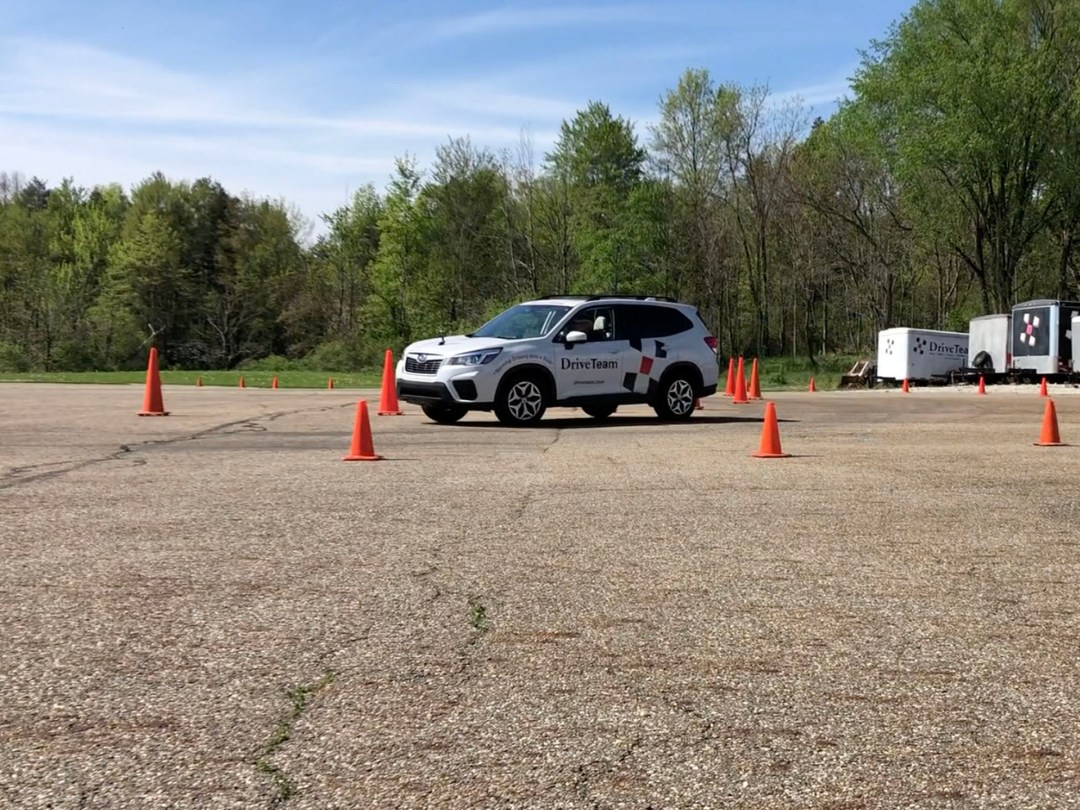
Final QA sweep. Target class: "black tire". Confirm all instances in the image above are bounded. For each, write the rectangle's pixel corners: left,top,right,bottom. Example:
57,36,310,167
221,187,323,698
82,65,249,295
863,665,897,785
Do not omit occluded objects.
653,371,697,421
494,373,549,426
582,404,618,419
971,350,993,371
422,404,468,424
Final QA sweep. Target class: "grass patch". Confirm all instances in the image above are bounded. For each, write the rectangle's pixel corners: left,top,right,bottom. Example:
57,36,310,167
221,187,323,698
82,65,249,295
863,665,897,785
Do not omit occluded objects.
255,670,336,806
1,353,869,393
469,595,491,633
722,354,865,392
0,370,383,388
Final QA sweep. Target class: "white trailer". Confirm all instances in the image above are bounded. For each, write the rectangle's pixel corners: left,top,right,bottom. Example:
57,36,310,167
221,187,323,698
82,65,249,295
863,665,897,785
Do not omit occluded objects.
1011,299,1080,376
968,314,1011,373
876,328,969,382
1074,314,1080,372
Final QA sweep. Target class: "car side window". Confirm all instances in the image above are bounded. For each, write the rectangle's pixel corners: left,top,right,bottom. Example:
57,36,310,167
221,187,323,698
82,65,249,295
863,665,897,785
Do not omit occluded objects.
614,304,691,340
562,307,614,342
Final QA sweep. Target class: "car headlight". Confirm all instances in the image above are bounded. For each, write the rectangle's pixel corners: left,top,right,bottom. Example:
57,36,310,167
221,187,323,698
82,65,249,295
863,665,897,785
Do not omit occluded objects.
447,348,502,366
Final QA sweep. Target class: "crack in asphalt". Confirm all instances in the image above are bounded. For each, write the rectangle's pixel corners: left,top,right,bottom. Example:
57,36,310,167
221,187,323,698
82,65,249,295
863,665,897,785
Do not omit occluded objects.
541,428,563,454
253,669,338,808
0,403,352,492
511,491,533,521
572,735,646,808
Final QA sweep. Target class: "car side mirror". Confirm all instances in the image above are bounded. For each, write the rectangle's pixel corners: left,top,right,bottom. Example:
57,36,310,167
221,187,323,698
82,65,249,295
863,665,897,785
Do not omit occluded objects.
565,330,588,345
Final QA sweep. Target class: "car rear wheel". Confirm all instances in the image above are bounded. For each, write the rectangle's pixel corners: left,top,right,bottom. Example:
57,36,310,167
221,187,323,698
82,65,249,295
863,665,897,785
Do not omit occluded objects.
653,372,696,420
422,404,468,424
494,374,548,426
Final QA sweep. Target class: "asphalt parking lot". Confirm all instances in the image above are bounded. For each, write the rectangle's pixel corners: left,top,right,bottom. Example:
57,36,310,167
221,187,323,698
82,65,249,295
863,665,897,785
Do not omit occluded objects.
2,382,1079,809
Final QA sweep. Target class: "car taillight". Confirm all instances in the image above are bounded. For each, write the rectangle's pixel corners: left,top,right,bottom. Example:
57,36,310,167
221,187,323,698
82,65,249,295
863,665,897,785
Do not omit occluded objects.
704,336,718,353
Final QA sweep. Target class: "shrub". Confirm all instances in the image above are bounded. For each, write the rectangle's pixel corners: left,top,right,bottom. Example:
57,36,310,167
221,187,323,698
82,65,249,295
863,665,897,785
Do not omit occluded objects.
300,340,356,371
0,342,31,372
238,354,303,372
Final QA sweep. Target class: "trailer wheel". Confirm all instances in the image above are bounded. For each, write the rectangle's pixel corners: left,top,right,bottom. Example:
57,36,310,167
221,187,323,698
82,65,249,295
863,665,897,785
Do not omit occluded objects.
972,351,993,371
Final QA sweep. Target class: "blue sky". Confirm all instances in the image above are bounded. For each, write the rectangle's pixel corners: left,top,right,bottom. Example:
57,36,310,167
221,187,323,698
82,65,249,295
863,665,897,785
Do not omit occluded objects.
1,0,911,234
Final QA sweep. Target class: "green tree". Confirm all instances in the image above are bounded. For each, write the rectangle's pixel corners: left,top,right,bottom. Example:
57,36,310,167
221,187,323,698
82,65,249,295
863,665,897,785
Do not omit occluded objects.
201,197,303,367
546,101,647,293
424,137,511,328
853,0,1079,312
651,69,740,348
290,185,383,357
365,157,430,350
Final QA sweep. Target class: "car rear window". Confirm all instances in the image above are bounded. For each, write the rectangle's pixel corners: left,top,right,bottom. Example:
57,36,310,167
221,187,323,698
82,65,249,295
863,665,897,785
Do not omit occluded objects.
614,304,693,340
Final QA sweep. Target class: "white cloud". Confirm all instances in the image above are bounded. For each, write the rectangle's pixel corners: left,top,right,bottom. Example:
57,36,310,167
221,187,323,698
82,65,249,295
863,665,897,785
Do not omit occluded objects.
0,38,268,125
0,36,569,235
404,4,681,43
0,20,858,239
771,77,854,109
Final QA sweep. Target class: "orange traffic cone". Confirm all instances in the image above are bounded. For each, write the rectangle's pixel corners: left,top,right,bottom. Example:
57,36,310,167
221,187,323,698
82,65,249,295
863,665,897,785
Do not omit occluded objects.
1039,377,1048,397
196,374,202,388
901,378,910,393
1035,399,1067,446
748,358,762,400
752,402,790,458
694,397,704,410
377,348,403,415
732,357,750,404
723,357,735,397
808,377,817,393
977,376,986,395
327,377,334,390
238,376,246,389
343,400,382,461
271,376,279,389
138,346,169,416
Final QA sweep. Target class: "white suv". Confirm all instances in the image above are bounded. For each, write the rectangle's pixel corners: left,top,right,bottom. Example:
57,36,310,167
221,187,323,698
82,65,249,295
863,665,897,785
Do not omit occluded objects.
395,296,719,426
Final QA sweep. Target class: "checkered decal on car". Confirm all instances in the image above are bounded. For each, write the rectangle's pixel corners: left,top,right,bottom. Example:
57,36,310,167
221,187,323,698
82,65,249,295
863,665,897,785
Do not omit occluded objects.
622,338,666,395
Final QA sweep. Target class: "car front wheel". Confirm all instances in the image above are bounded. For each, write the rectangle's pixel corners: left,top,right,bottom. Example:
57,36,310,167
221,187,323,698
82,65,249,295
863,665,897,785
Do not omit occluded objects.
494,374,548,426
653,373,696,420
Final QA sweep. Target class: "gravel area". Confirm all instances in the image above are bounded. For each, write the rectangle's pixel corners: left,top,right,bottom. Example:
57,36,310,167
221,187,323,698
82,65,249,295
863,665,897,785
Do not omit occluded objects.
1,382,1078,808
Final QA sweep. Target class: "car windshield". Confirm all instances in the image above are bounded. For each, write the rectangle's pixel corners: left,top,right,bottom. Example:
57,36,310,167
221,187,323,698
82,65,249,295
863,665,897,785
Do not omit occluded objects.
470,304,571,340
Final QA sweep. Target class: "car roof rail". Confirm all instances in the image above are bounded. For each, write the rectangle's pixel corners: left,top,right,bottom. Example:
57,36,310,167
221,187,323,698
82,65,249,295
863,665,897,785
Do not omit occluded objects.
584,294,677,303
532,294,679,303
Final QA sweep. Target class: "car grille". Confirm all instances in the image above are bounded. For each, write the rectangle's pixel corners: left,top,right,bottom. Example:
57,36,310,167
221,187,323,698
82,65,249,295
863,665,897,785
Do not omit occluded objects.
405,355,443,374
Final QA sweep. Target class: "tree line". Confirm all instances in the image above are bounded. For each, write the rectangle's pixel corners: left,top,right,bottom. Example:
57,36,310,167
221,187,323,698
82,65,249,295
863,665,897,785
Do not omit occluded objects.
1,0,1078,372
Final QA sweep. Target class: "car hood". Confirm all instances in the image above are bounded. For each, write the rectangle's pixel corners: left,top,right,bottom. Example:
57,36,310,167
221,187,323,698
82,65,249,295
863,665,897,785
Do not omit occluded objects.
403,335,511,356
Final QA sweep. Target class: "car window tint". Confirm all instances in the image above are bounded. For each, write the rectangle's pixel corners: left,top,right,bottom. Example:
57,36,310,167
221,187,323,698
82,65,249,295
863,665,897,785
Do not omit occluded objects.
614,305,691,340
563,306,614,342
